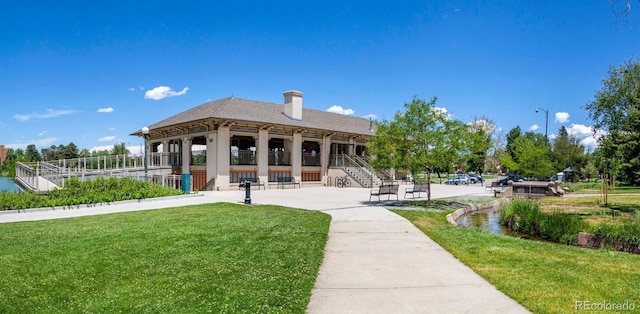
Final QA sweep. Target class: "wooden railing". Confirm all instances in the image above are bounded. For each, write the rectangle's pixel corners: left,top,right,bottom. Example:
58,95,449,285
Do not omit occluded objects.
190,170,207,190
268,170,291,182
230,170,257,183
302,170,321,182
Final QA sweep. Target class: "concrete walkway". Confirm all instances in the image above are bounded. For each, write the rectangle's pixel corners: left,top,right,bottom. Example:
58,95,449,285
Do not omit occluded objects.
0,184,530,313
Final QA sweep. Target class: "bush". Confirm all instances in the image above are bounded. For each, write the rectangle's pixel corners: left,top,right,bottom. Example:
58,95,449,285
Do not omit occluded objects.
594,222,640,254
0,177,182,210
500,198,589,245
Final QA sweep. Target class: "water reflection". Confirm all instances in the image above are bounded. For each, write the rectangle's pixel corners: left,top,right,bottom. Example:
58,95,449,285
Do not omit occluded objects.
456,207,508,235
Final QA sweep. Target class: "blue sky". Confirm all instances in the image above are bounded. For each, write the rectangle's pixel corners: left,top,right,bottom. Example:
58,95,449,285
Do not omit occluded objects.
1,1,638,155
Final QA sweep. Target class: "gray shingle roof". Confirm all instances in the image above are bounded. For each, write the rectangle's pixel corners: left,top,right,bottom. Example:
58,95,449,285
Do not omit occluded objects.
140,97,375,136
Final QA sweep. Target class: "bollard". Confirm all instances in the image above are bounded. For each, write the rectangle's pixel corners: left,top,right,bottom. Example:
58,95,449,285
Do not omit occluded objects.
243,181,251,204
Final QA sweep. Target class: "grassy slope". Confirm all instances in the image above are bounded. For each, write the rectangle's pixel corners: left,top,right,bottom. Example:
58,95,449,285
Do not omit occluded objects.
395,210,640,314
0,203,330,313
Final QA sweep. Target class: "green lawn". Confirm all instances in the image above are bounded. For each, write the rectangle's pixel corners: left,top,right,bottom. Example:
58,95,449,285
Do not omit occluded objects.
0,203,330,313
394,209,640,314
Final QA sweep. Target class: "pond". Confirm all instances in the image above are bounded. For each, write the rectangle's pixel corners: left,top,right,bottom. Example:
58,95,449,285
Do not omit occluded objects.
455,206,508,235
0,176,20,193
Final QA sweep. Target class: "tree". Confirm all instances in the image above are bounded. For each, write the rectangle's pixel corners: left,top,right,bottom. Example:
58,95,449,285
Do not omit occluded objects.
111,143,130,155
585,58,640,185
25,144,42,162
581,159,598,182
499,131,553,178
41,145,58,161
57,142,79,160
368,96,470,200
486,126,506,174
466,116,493,174
611,0,639,26
3,148,28,178
505,126,522,163
551,126,586,182
78,149,91,158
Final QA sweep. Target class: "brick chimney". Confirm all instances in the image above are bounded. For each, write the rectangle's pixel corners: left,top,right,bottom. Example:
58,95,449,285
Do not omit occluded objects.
283,90,303,120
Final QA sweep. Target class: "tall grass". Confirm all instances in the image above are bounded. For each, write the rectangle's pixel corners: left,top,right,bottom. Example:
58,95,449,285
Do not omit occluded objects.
594,222,640,254
500,198,589,245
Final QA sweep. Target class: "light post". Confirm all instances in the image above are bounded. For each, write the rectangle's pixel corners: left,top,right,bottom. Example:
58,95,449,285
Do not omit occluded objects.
141,126,149,181
535,107,548,140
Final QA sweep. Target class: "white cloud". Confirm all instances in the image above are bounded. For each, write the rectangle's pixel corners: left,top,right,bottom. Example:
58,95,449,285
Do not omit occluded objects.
562,124,607,150
433,106,453,119
326,105,355,115
108,127,116,131
98,136,116,142
14,109,77,122
530,124,539,131
362,114,377,120
98,107,114,113
6,137,58,150
434,106,447,115
38,130,48,136
580,137,599,150
90,145,115,153
566,124,592,137
128,87,135,92
555,112,570,123
144,86,189,100
549,133,557,140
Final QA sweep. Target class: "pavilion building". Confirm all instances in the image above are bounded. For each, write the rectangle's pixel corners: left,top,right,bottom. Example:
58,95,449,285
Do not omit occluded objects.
132,90,377,190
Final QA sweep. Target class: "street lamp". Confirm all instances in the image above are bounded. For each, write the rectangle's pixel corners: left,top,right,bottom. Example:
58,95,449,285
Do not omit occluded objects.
535,107,548,140
141,126,150,181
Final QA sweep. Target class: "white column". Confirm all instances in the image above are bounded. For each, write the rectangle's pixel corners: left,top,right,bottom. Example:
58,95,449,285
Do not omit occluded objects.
292,132,302,181
348,137,355,155
321,135,332,184
161,140,169,166
257,129,269,185
206,132,217,190
216,126,230,190
181,137,191,175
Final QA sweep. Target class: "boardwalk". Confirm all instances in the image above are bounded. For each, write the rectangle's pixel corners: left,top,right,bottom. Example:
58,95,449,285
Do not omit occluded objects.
15,153,174,193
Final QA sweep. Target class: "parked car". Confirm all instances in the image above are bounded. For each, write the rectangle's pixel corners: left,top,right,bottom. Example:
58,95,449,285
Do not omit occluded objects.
467,173,484,184
444,174,469,185
497,174,528,185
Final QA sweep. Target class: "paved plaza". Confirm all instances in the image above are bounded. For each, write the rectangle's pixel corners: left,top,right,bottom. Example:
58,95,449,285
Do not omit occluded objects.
0,183,530,313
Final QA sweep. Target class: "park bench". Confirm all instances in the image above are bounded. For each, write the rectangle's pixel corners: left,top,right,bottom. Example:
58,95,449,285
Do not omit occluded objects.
276,176,301,189
369,184,399,202
404,183,429,199
238,177,265,190
485,181,503,191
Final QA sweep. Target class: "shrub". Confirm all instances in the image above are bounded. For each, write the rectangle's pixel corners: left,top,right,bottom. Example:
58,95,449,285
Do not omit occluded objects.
1,177,182,210
594,221,640,254
500,198,588,245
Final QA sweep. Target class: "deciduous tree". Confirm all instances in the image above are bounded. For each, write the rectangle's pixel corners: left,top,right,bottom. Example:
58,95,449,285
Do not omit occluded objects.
466,116,493,174
368,96,470,200
499,132,553,178
585,58,640,185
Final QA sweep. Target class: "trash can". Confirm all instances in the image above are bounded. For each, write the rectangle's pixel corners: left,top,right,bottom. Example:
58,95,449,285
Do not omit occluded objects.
181,173,191,194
